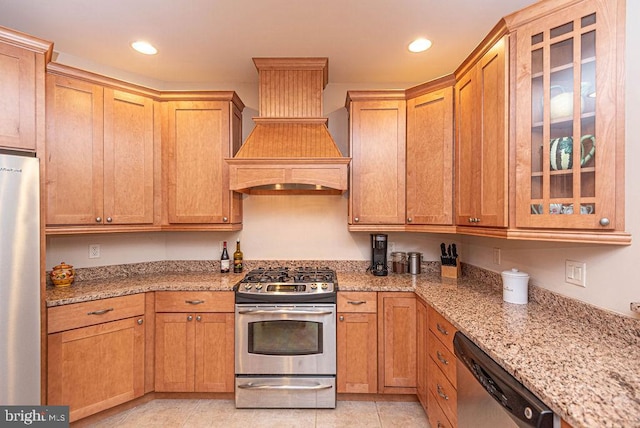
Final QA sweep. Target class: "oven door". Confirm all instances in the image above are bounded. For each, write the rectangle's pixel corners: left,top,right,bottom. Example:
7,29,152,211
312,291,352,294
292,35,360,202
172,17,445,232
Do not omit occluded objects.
235,304,336,375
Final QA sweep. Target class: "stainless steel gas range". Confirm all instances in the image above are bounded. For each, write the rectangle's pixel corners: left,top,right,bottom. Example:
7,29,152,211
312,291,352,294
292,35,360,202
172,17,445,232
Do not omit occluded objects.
234,267,337,409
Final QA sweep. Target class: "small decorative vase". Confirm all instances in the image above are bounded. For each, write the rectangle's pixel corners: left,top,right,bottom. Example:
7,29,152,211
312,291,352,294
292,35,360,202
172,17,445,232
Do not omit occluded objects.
50,262,75,287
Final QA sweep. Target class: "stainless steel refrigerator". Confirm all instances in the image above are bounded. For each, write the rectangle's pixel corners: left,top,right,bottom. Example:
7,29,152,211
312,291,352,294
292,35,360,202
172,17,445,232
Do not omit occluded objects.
0,152,41,404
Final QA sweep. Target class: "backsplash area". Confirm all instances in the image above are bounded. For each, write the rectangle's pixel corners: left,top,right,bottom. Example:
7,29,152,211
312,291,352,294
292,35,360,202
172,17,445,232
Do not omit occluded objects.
48,259,640,347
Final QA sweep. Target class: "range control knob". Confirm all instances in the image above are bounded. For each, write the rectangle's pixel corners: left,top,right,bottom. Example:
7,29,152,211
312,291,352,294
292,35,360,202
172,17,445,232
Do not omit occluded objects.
255,284,263,290
321,283,328,290
244,284,253,290
310,284,318,290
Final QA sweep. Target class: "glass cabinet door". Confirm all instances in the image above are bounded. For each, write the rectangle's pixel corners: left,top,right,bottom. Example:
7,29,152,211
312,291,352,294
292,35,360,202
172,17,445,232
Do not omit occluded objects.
515,0,617,230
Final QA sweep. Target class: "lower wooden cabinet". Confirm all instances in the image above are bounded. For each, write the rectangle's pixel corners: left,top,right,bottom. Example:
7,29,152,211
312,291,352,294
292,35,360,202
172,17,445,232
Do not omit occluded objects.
47,295,146,422
378,292,416,394
337,292,378,393
416,298,429,408
426,304,459,427
154,291,234,392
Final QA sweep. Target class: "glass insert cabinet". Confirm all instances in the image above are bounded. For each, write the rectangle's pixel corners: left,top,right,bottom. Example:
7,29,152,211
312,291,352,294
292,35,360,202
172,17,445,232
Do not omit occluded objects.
514,0,622,230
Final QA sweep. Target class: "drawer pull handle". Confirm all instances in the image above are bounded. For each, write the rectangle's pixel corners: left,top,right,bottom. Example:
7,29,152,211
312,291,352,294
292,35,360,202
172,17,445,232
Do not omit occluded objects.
436,350,449,365
436,384,449,400
185,300,205,305
87,308,114,316
347,300,366,305
436,323,449,336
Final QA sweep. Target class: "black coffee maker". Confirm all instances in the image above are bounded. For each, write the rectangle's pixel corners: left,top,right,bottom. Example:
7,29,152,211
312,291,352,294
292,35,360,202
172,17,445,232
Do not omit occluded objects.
370,234,388,276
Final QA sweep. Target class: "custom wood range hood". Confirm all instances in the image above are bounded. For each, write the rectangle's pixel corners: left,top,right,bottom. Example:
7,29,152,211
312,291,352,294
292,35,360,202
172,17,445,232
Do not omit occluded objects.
226,58,350,195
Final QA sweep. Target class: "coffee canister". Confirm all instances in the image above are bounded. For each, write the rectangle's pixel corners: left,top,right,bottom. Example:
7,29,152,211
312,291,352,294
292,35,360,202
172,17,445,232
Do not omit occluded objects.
408,252,422,275
501,268,529,304
391,252,407,274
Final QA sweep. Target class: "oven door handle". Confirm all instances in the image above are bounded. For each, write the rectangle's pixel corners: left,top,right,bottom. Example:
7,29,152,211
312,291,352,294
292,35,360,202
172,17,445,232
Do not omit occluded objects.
237,308,333,316
237,382,333,391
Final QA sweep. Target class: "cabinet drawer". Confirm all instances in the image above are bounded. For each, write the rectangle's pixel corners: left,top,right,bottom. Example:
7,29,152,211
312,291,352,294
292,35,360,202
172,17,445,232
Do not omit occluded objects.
155,291,234,313
428,306,457,354
427,389,454,428
428,356,457,427
337,291,377,313
428,330,457,387
48,294,145,334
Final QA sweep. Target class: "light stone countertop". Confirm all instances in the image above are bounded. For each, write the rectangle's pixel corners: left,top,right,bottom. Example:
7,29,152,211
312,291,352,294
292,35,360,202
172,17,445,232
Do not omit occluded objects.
46,267,640,428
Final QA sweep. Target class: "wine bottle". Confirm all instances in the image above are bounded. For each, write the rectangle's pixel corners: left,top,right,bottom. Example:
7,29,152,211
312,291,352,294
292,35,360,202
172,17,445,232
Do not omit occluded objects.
233,239,243,273
220,241,230,273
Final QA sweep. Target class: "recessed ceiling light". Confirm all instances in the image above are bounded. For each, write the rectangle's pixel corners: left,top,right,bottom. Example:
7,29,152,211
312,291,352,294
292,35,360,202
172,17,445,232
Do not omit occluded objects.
131,41,158,55
408,38,432,53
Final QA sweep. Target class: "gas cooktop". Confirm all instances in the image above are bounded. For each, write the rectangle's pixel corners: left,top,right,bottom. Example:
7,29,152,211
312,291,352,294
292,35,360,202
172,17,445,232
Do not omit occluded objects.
234,267,338,304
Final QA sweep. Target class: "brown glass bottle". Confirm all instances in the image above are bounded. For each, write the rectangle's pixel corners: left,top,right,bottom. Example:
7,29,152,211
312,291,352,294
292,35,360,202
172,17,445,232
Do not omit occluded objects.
233,239,243,273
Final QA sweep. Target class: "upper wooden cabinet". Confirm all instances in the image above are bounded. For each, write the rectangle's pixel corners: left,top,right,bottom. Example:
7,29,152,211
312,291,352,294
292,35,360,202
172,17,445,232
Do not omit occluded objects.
510,0,627,241
162,95,243,229
0,27,52,152
406,78,455,228
346,91,406,228
455,34,509,229
45,68,156,231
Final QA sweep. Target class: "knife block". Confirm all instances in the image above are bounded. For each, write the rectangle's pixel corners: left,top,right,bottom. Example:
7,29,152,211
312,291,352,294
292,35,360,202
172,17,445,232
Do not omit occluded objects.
441,263,461,279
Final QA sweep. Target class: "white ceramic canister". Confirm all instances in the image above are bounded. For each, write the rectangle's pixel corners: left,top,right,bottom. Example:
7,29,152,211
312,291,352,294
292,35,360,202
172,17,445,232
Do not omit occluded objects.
501,268,530,304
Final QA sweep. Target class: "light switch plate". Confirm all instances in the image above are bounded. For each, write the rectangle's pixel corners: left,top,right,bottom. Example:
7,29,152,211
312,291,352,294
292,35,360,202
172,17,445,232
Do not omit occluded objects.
565,260,586,287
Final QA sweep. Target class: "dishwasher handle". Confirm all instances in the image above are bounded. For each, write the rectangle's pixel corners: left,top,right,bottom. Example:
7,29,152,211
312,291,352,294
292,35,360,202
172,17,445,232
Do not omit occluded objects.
453,331,554,428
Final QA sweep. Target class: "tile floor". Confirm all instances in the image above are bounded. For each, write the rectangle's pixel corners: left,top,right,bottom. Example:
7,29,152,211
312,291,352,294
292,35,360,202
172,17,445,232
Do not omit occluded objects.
89,399,430,428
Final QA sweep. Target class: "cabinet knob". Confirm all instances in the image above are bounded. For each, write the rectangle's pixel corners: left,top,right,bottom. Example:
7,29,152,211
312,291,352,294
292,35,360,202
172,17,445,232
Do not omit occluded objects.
187,315,193,321
407,217,412,223
95,217,102,223
106,217,113,223
137,318,143,325
223,217,228,222
196,315,202,322
468,217,474,223
339,315,344,322
599,217,610,227
354,217,359,223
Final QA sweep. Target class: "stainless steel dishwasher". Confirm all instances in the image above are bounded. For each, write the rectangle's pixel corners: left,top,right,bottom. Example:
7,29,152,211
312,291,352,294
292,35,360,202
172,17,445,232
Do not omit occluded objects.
454,332,559,428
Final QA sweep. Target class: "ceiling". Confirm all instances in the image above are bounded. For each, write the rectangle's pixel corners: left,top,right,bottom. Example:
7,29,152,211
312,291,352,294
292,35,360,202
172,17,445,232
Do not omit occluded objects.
0,0,538,89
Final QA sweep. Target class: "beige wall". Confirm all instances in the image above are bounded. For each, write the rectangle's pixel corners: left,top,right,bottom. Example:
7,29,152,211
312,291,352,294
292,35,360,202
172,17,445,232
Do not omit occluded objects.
47,2,639,317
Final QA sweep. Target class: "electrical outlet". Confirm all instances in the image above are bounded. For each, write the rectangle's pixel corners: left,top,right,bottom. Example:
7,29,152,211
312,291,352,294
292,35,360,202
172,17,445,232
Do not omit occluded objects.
389,242,395,253
89,244,101,259
493,248,501,265
565,260,586,287
630,302,640,313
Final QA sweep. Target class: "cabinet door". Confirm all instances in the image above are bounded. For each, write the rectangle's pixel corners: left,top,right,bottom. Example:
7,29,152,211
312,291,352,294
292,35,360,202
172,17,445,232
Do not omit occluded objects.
406,87,454,225
378,293,416,393
415,299,428,409
514,0,620,230
166,101,232,224
477,38,508,227
155,312,195,392
103,89,154,224
47,317,144,422
0,42,36,151
46,75,104,225
194,312,234,392
456,37,508,228
349,98,406,225
455,69,478,226
337,312,378,393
